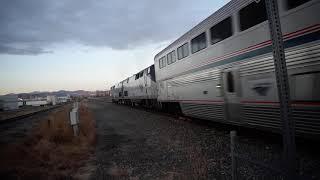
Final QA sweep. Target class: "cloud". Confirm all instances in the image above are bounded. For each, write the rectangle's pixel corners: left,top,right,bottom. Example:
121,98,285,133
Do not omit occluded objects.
0,45,52,55
0,0,228,55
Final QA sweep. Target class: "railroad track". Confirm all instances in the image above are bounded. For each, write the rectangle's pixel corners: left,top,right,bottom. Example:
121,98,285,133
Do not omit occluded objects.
0,103,70,125
0,103,71,146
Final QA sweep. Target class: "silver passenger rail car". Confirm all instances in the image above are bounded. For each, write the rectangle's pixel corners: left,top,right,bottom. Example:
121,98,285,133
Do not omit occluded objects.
154,0,320,137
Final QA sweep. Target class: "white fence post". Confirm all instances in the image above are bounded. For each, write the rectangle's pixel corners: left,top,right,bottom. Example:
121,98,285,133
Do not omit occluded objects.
70,102,80,136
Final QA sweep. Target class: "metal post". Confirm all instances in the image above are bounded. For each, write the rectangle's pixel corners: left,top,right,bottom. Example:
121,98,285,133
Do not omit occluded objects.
70,108,79,136
230,131,237,180
264,0,296,179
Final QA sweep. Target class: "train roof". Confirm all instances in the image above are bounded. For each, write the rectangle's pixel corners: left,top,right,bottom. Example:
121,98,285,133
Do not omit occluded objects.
119,64,154,82
154,0,253,59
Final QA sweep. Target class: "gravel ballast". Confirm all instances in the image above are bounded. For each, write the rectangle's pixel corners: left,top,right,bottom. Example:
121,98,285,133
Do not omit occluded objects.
88,99,320,179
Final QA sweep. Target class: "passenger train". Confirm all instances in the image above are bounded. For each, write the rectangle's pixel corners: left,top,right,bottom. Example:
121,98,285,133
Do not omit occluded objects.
111,0,320,137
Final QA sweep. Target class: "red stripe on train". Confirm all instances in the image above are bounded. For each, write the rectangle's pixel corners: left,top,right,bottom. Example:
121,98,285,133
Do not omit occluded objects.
163,100,224,104
284,24,320,40
163,100,320,106
241,101,320,106
185,24,320,72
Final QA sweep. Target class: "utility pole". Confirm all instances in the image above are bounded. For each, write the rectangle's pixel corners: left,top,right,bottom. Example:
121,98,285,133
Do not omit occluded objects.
264,0,296,179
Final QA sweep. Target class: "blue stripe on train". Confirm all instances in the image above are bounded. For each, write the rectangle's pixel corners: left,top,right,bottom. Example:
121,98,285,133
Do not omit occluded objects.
201,30,320,71
167,30,320,80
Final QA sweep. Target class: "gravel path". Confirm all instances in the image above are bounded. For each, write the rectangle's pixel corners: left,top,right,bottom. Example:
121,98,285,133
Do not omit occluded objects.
88,100,232,179
88,99,320,180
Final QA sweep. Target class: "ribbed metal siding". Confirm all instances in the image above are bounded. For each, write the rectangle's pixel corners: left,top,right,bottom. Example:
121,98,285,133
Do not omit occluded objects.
242,105,281,129
181,103,224,121
240,42,320,77
168,69,220,87
242,105,320,135
293,107,320,135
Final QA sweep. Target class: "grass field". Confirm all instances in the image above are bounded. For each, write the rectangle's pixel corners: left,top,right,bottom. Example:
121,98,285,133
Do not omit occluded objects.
0,101,96,179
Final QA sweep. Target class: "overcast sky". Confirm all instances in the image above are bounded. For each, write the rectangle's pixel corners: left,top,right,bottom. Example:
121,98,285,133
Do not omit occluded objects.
0,0,229,95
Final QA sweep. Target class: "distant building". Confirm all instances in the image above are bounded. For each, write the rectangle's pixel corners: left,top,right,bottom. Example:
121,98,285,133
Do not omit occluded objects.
0,95,19,111
57,95,71,103
18,98,24,107
96,91,109,97
46,95,57,105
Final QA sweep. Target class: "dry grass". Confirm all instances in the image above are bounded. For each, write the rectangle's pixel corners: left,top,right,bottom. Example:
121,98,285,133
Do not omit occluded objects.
0,101,96,180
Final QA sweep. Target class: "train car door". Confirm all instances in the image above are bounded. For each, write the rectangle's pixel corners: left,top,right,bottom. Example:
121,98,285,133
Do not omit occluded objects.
222,68,241,122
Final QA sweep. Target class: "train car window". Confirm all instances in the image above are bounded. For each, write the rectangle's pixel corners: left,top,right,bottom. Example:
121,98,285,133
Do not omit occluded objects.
210,17,233,45
239,0,267,31
162,56,166,68
171,50,176,64
287,0,311,10
167,50,176,65
173,51,176,63
167,53,171,65
159,56,166,69
191,32,207,54
177,46,183,60
135,74,139,80
183,42,189,58
161,58,164,68
227,72,235,93
177,42,189,60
